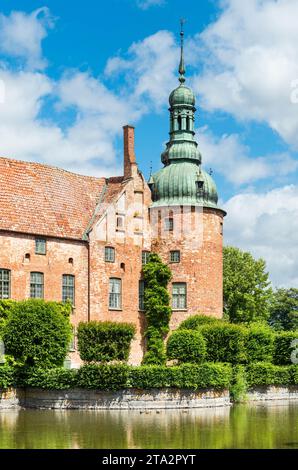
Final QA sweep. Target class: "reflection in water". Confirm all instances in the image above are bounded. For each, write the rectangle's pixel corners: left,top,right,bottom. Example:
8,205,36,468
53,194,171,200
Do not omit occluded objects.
0,403,297,449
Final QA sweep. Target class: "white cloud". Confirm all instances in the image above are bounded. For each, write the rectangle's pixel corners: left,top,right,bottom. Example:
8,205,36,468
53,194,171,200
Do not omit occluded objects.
135,0,165,10
105,30,178,108
198,127,298,185
193,0,298,149
224,185,298,287
0,7,54,70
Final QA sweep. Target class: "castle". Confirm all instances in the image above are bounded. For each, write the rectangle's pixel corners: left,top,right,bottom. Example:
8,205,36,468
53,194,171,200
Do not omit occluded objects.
0,29,225,365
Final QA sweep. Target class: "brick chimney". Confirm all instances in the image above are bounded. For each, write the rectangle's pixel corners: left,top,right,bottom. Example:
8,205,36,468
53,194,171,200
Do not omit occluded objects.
123,125,137,179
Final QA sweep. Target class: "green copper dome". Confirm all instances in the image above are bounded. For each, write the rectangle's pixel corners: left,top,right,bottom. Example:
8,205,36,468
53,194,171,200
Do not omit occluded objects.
169,85,195,107
149,23,224,213
150,162,218,208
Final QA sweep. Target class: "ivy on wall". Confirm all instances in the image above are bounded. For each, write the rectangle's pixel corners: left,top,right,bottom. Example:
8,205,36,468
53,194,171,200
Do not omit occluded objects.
142,253,172,365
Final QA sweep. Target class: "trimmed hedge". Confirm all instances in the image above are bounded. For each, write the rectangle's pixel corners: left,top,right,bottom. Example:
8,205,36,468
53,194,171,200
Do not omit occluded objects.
166,329,206,363
245,362,293,387
2,299,72,367
178,315,223,330
0,364,15,389
77,321,136,362
245,324,274,363
273,331,298,365
76,363,129,390
22,367,78,390
199,323,247,364
128,363,232,390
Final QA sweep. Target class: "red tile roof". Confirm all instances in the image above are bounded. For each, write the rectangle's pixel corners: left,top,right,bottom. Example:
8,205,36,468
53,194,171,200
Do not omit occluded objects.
0,157,123,240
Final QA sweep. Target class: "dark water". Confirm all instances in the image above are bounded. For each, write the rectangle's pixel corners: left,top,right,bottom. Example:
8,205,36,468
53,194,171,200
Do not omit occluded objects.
0,403,298,449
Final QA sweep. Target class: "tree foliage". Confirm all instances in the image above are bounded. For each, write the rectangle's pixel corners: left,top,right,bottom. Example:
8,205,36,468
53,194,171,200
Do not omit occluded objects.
269,288,298,331
223,246,272,323
142,253,172,365
2,299,72,367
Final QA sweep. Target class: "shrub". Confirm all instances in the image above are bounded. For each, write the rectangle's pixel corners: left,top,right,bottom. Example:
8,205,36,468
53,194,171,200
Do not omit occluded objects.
77,321,135,362
245,362,292,387
290,365,298,384
142,253,172,365
2,299,72,368
0,364,15,389
178,315,223,330
199,323,247,364
0,300,16,338
77,363,129,390
245,324,274,363
23,367,78,390
273,331,298,365
230,365,247,402
166,329,206,363
128,363,232,390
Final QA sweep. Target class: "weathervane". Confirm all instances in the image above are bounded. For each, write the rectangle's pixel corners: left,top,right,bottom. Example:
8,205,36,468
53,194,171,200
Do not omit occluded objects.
179,18,186,83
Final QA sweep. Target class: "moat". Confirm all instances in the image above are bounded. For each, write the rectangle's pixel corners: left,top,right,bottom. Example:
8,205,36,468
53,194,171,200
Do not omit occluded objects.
0,403,297,449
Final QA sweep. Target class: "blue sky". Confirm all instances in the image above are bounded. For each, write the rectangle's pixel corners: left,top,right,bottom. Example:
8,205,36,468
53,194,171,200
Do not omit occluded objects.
0,0,297,287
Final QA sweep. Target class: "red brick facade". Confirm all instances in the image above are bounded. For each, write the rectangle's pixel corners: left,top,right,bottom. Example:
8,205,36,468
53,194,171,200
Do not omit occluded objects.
0,127,225,365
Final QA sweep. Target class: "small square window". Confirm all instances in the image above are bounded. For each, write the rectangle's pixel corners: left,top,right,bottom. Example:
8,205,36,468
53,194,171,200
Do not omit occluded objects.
170,251,180,263
142,251,150,265
105,246,115,263
35,238,46,255
164,218,174,231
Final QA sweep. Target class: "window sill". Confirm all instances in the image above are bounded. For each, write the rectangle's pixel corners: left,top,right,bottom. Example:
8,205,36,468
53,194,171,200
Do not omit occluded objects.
109,308,123,311
172,309,188,312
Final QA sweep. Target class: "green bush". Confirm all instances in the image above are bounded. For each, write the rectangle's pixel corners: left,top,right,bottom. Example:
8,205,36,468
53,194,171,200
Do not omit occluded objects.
230,365,247,402
166,329,206,363
23,367,78,390
77,363,129,390
2,299,72,368
273,331,298,365
178,315,223,330
290,365,298,384
128,363,232,390
245,324,274,363
0,300,16,337
199,323,247,364
77,321,135,362
0,364,15,389
245,362,292,387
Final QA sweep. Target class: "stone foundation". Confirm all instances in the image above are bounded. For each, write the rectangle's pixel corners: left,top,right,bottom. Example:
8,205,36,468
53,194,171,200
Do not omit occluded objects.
1,386,298,410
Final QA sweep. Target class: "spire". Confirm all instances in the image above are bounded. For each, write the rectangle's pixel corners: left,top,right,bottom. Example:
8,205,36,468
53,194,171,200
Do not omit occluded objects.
179,18,186,84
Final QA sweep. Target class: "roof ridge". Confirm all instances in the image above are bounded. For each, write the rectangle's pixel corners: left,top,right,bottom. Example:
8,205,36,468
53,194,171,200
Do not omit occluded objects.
0,156,109,182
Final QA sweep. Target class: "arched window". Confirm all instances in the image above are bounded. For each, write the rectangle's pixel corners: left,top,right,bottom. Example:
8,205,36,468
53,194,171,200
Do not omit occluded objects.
177,115,182,130
186,116,190,131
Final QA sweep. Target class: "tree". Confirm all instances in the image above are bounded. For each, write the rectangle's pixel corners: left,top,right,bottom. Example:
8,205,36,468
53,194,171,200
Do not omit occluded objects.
142,253,172,365
223,246,272,323
268,288,298,331
2,299,72,367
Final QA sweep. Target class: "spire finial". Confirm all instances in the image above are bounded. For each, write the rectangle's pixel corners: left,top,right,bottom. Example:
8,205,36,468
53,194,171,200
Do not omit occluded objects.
179,18,186,84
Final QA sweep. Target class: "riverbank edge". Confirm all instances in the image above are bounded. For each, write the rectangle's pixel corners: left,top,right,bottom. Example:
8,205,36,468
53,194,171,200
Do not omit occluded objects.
1,386,298,410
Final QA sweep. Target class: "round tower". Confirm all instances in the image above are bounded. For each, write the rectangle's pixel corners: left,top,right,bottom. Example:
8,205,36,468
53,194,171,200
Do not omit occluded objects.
149,23,226,327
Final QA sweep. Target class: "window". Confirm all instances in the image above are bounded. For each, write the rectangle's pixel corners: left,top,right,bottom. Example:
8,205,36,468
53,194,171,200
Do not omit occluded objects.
172,283,187,309
0,269,10,299
116,216,124,230
164,217,174,231
139,280,145,311
30,272,44,299
105,246,115,263
170,251,180,263
177,114,182,130
142,251,150,265
35,238,46,255
62,275,75,305
109,278,122,309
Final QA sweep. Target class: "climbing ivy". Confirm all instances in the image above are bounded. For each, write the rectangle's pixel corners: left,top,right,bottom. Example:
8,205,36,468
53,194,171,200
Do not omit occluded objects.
142,253,172,365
